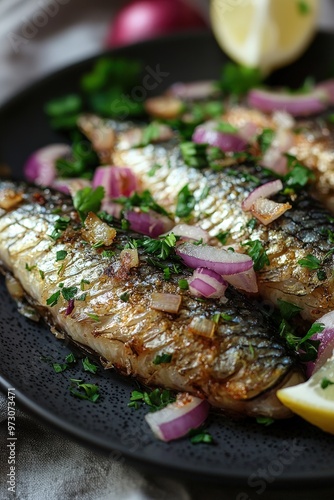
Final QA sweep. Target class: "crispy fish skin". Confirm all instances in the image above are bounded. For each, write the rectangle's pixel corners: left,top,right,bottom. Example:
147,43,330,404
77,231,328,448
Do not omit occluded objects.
84,118,334,322
0,180,302,418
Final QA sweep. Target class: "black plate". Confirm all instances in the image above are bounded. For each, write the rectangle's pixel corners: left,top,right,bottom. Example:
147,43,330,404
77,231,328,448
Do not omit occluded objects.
1,31,334,486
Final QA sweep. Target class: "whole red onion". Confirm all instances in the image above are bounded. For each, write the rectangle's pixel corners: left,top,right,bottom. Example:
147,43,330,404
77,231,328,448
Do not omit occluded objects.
105,0,207,48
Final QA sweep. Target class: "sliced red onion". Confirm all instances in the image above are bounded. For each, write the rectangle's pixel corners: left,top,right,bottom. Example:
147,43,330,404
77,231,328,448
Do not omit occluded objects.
223,268,258,294
242,180,283,212
247,88,327,117
250,198,292,225
93,166,138,198
176,242,253,275
238,122,259,143
101,199,123,219
305,311,334,377
145,393,209,442
24,144,71,186
52,178,91,196
168,80,217,101
260,129,294,175
192,121,247,152
171,224,209,243
189,267,228,299
126,210,174,237
65,299,75,316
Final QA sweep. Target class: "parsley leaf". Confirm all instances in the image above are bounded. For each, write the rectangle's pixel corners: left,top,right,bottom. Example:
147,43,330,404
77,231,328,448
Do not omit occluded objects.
297,0,310,15
219,63,263,97
216,121,238,134
175,184,196,218
119,292,130,302
46,290,61,307
278,299,303,320
242,240,269,271
70,379,100,402
49,216,71,240
215,231,230,244
189,428,214,444
178,279,189,290
116,189,169,217
180,142,208,169
321,378,334,389
153,353,173,365
61,286,78,301
56,250,67,261
137,122,161,147
73,186,104,222
283,154,315,190
298,254,322,270
256,417,275,426
53,363,68,373
82,357,98,374
128,388,175,412
258,128,275,153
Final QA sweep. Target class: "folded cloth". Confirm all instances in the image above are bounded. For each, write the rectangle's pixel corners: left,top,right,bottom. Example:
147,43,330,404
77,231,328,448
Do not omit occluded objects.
0,392,192,500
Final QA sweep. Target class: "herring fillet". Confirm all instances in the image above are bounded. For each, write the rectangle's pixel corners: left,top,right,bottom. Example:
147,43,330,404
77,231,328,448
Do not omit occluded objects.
84,117,334,322
0,180,302,418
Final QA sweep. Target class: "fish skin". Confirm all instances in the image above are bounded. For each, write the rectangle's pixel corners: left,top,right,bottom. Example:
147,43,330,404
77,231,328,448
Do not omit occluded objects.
0,180,302,418
222,106,334,212
79,116,334,322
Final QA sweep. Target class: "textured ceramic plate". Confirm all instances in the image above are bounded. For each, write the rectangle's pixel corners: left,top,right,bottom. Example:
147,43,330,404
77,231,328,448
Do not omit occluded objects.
1,31,334,485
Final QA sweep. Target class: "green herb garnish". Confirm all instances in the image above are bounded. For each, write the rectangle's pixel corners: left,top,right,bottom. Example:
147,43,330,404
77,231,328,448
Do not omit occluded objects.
216,121,238,134
82,357,98,374
178,279,189,290
242,240,269,271
46,290,61,307
80,279,90,291
189,428,214,444
56,250,67,261
258,128,275,153
283,154,315,190
321,378,334,389
102,250,115,258
219,63,263,97
128,388,175,412
256,417,275,426
119,292,130,302
73,186,104,222
297,0,310,15
298,254,322,270
215,231,230,244
175,184,196,218
25,263,36,272
49,216,71,240
70,379,100,402
153,353,173,365
180,142,208,169
53,363,68,373
61,286,78,301
212,312,233,323
87,313,100,322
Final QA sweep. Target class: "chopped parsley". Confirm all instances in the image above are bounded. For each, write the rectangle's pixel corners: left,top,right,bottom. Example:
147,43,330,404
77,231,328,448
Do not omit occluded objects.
73,186,105,222
80,278,90,291
137,122,161,147
82,357,98,374
70,379,100,403
242,240,269,271
25,263,36,272
298,254,321,270
321,378,334,389
49,216,71,240
128,388,175,411
153,353,173,365
212,312,233,323
147,164,162,177
56,134,100,178
178,279,189,290
119,292,130,302
44,94,82,130
246,218,258,230
189,428,214,444
216,121,238,134
56,250,67,261
218,63,263,97
39,269,45,280
46,290,61,307
116,189,169,217
283,154,315,191
180,142,208,169
102,250,115,258
256,417,275,426
138,233,178,261
215,231,230,245
61,286,78,301
278,299,303,320
87,313,100,322
92,240,105,249
97,211,114,224
258,128,275,153
65,353,77,364
163,267,171,280
175,184,196,218
53,363,68,373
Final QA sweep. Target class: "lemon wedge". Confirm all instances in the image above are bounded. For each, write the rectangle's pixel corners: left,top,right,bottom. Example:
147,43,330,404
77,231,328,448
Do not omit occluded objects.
277,355,334,434
210,0,320,73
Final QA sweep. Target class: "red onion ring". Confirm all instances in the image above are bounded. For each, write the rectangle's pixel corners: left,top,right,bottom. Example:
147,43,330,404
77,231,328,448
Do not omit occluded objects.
176,242,253,275
242,180,283,212
24,144,71,187
171,224,209,243
145,394,209,442
192,122,248,152
189,267,228,299
126,210,174,238
93,166,138,198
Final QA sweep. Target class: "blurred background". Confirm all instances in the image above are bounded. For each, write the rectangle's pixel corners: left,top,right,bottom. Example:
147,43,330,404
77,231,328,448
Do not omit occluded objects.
0,0,333,105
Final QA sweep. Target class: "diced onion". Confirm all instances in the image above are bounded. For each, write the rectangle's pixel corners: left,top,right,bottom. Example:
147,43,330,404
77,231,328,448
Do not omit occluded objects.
242,180,283,212
145,393,210,442
176,242,253,275
81,212,117,246
192,122,247,152
126,210,174,237
171,224,209,243
188,317,217,338
93,166,138,198
306,311,334,377
0,189,23,210
250,198,292,225
247,88,327,117
189,267,228,299
24,144,71,186
120,248,139,268
151,292,182,314
223,268,258,294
